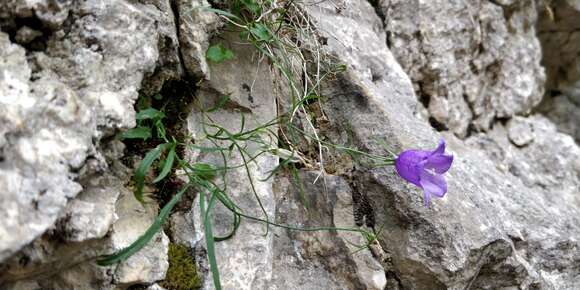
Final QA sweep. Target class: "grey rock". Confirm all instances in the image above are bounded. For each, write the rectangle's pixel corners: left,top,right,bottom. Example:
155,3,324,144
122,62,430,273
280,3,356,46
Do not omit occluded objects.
304,1,580,289
507,116,534,147
146,284,167,290
59,176,122,243
538,0,580,141
177,0,221,79
0,0,173,287
187,30,278,290
271,172,386,290
110,189,169,287
0,31,89,262
539,95,580,142
381,0,545,137
139,0,185,95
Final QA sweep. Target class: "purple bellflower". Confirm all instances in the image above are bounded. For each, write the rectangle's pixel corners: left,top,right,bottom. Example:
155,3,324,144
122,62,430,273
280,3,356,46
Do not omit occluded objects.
394,139,453,207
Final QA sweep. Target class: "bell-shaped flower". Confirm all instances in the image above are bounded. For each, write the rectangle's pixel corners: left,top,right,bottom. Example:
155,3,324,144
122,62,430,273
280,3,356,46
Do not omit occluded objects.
395,139,453,207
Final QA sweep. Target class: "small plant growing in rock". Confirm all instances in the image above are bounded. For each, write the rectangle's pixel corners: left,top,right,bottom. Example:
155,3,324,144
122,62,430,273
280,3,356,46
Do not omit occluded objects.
97,1,454,289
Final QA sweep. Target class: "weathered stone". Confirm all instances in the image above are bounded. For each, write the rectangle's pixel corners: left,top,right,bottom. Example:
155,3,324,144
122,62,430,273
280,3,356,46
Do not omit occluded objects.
0,0,172,288
538,94,580,142
382,0,545,137
304,1,580,289
140,0,184,95
271,172,386,290
146,283,168,290
507,116,534,147
177,0,221,79
1,0,579,289
0,31,89,262
187,29,278,289
111,190,169,287
538,0,580,142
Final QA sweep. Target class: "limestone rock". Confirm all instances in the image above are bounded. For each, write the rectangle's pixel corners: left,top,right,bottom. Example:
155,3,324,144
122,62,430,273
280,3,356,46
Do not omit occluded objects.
187,30,278,290
538,0,580,142
177,0,222,79
0,0,173,287
304,1,580,289
382,0,545,137
111,190,169,287
507,116,534,147
539,95,580,142
271,172,386,290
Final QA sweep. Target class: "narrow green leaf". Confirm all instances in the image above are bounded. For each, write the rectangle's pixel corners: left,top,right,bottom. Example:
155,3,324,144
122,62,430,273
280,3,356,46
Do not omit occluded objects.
198,6,240,20
241,0,261,15
135,143,170,203
136,108,164,121
188,144,230,152
200,188,222,290
206,44,234,63
191,163,217,181
119,127,151,140
207,95,230,113
250,24,273,42
291,164,309,209
152,93,163,100
97,185,189,266
153,144,176,183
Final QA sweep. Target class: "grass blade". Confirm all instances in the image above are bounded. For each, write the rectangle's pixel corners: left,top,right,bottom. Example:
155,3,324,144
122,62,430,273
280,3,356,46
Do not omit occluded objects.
97,185,189,266
153,144,176,183
136,108,164,120
207,95,230,113
135,143,170,203
119,126,152,140
197,6,240,20
199,186,222,290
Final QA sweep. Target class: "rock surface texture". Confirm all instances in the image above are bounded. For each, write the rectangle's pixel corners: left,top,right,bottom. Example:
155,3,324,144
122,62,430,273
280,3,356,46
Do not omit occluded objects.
0,0,578,290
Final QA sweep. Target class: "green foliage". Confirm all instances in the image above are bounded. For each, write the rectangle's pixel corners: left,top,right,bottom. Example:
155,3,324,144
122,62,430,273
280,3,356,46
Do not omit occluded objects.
207,95,230,113
153,144,176,183
249,23,273,42
119,126,152,141
160,243,202,290
190,163,217,180
134,143,171,203
100,3,397,290
206,44,235,63
97,186,189,266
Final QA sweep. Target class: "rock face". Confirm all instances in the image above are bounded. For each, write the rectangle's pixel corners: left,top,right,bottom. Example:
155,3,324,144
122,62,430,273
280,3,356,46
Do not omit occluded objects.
0,0,173,288
304,1,580,289
383,0,545,137
537,0,580,142
0,0,579,290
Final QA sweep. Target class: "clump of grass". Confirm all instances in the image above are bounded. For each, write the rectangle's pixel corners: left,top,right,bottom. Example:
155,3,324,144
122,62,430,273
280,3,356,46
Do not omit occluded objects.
160,243,202,290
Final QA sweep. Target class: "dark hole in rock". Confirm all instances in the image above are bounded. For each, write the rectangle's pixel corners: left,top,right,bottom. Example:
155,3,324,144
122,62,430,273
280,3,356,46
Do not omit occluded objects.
0,16,53,51
428,116,448,131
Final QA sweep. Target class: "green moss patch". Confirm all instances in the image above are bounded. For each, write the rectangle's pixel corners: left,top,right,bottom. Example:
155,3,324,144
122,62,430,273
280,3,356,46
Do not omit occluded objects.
160,243,202,290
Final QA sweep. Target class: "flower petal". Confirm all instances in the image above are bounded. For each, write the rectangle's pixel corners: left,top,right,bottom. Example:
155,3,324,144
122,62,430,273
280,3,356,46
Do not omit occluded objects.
430,138,446,156
426,154,453,174
395,150,430,187
420,170,447,198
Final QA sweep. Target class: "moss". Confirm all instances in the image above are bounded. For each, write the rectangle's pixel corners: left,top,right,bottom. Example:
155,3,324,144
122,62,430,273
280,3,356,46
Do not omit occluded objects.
160,243,202,290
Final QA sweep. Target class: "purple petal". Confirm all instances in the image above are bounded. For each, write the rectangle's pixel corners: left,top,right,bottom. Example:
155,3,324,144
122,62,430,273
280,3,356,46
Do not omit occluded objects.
395,150,430,187
420,170,447,198
430,138,446,156
425,154,453,174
